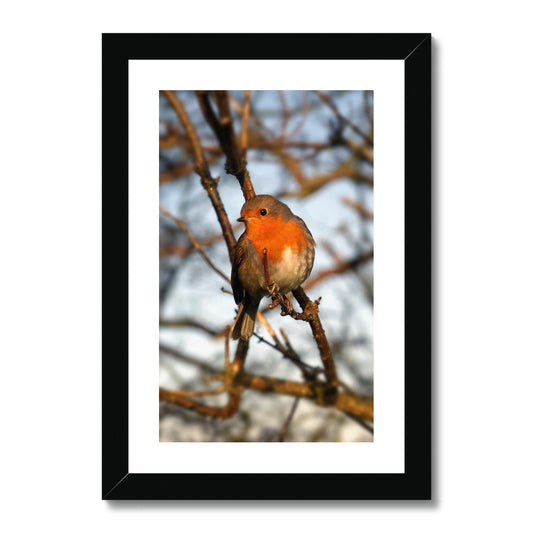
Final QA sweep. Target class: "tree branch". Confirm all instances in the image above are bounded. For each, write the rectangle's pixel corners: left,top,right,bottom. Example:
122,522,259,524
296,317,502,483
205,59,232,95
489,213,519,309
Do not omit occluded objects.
159,205,230,284
160,90,237,261
196,90,256,202
315,90,373,146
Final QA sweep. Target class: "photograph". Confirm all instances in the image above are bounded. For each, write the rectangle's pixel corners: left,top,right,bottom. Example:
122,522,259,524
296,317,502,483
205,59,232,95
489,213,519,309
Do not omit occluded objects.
158,90,375,443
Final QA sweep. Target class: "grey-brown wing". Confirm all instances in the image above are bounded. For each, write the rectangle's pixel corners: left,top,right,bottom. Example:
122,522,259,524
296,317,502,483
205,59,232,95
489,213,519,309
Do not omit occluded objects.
294,215,316,247
231,236,247,304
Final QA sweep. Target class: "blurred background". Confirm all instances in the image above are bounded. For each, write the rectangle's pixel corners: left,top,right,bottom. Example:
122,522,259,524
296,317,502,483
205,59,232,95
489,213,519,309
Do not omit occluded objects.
159,90,374,442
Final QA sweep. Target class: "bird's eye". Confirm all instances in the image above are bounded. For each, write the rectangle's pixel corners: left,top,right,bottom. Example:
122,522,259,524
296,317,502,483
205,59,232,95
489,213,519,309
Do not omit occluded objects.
259,208,268,216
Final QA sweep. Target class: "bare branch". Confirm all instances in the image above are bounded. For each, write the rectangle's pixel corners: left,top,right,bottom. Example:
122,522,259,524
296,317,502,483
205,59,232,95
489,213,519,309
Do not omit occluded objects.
342,196,374,220
196,91,256,201
160,90,237,260
160,372,373,422
159,205,230,284
278,397,300,441
315,90,373,145
241,90,251,157
305,249,374,290
292,287,338,402
159,318,222,337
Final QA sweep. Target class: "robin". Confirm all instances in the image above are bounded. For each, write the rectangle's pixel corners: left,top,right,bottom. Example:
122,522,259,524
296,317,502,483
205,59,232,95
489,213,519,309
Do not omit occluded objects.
230,194,315,341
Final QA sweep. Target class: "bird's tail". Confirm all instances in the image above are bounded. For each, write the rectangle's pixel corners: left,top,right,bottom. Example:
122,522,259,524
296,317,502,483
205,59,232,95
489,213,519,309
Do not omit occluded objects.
231,299,259,341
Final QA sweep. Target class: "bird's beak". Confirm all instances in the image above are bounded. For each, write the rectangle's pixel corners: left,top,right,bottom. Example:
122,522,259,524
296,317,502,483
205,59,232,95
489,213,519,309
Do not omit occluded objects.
237,216,246,222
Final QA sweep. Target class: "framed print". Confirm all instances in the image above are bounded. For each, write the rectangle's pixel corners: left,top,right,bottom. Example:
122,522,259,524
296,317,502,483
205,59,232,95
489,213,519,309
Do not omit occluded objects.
102,33,431,500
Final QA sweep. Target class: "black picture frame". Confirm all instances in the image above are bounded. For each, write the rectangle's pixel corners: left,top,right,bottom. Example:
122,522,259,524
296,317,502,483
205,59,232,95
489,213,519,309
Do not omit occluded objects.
102,33,431,500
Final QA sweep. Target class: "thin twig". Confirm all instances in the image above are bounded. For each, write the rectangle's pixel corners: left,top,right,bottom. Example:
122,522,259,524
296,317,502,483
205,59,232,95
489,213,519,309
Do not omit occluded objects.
278,397,300,441
286,91,309,139
159,343,218,374
304,249,374,290
278,90,290,141
224,326,231,368
241,90,251,158
253,330,320,382
159,205,230,284
364,90,374,134
343,197,374,220
315,90,373,145
159,318,221,337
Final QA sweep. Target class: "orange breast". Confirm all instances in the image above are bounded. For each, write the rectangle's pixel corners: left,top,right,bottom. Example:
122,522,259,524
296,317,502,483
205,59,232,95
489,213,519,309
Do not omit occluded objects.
245,215,309,261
